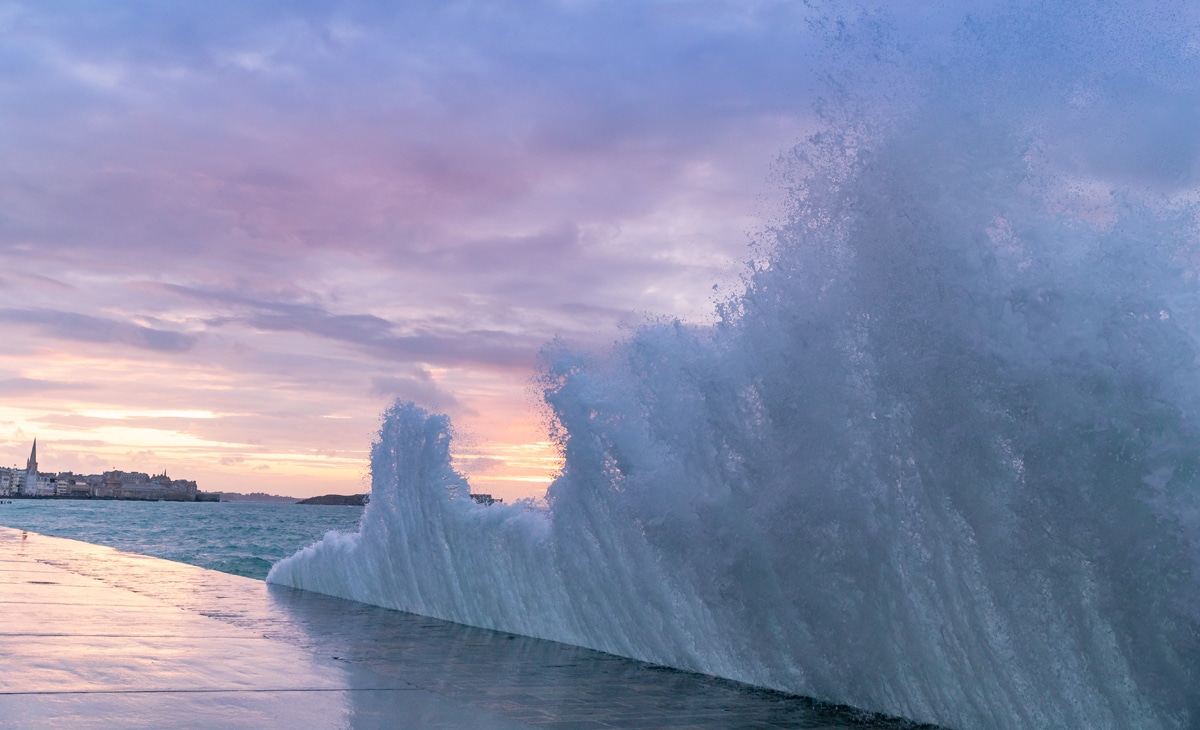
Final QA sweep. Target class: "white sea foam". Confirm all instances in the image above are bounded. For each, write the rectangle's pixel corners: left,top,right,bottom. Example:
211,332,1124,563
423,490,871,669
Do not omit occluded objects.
269,3,1200,727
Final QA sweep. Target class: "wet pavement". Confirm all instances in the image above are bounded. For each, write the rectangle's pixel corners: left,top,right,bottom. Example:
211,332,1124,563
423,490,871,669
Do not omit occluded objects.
0,527,938,729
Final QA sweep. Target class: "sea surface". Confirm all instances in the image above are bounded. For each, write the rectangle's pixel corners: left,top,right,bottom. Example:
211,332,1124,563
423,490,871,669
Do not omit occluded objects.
0,499,362,579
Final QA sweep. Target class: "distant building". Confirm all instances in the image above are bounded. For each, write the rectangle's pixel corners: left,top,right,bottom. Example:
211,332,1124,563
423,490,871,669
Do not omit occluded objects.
102,470,200,501
0,440,208,501
20,440,54,497
26,438,36,485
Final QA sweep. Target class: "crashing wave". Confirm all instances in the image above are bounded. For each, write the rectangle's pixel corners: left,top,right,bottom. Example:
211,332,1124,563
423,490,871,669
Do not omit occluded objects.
269,3,1200,727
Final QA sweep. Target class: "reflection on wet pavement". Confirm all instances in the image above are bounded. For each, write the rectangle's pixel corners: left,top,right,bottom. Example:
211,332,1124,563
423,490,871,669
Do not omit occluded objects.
0,528,940,729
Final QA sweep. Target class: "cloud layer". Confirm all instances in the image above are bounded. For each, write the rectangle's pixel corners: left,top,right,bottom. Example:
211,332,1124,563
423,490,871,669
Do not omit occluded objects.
0,0,840,497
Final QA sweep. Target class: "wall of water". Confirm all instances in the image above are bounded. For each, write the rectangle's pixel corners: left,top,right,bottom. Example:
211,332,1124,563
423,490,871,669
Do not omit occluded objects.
269,3,1200,727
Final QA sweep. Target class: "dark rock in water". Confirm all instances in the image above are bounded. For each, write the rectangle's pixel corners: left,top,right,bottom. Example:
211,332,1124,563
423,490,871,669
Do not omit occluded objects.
297,494,368,506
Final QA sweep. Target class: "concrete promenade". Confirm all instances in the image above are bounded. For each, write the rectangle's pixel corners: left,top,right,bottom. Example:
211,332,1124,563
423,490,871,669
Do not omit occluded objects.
0,527,935,729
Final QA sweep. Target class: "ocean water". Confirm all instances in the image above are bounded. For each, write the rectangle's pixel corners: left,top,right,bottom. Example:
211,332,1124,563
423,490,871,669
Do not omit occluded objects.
268,3,1200,729
0,500,362,579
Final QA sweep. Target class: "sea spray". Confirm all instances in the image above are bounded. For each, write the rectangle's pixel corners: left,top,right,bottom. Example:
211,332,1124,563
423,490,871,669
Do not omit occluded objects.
269,3,1200,727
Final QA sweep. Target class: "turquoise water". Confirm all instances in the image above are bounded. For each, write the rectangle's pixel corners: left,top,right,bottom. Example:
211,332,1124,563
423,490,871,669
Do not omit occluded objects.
0,500,363,579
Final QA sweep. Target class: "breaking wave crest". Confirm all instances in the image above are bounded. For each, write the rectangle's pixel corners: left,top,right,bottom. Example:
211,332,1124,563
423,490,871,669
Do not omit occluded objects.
269,4,1200,727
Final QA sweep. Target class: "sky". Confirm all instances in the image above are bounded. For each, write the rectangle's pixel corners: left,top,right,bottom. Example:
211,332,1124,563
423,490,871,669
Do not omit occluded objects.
0,1,877,499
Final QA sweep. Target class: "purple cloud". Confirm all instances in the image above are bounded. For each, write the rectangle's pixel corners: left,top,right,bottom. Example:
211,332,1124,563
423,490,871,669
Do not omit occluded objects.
0,308,196,352
0,0,848,497
0,377,95,395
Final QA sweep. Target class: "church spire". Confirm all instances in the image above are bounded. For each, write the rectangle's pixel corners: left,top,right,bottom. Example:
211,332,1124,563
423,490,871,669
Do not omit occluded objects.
26,438,37,475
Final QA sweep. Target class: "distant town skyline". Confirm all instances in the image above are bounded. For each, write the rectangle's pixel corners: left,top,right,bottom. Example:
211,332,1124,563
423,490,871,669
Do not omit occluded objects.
0,2,957,499
0,438,207,501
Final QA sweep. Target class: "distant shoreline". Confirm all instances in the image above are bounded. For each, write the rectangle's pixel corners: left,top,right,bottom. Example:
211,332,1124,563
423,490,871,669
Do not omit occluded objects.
218,491,299,504
0,493,221,503
0,493,369,505
295,494,368,506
